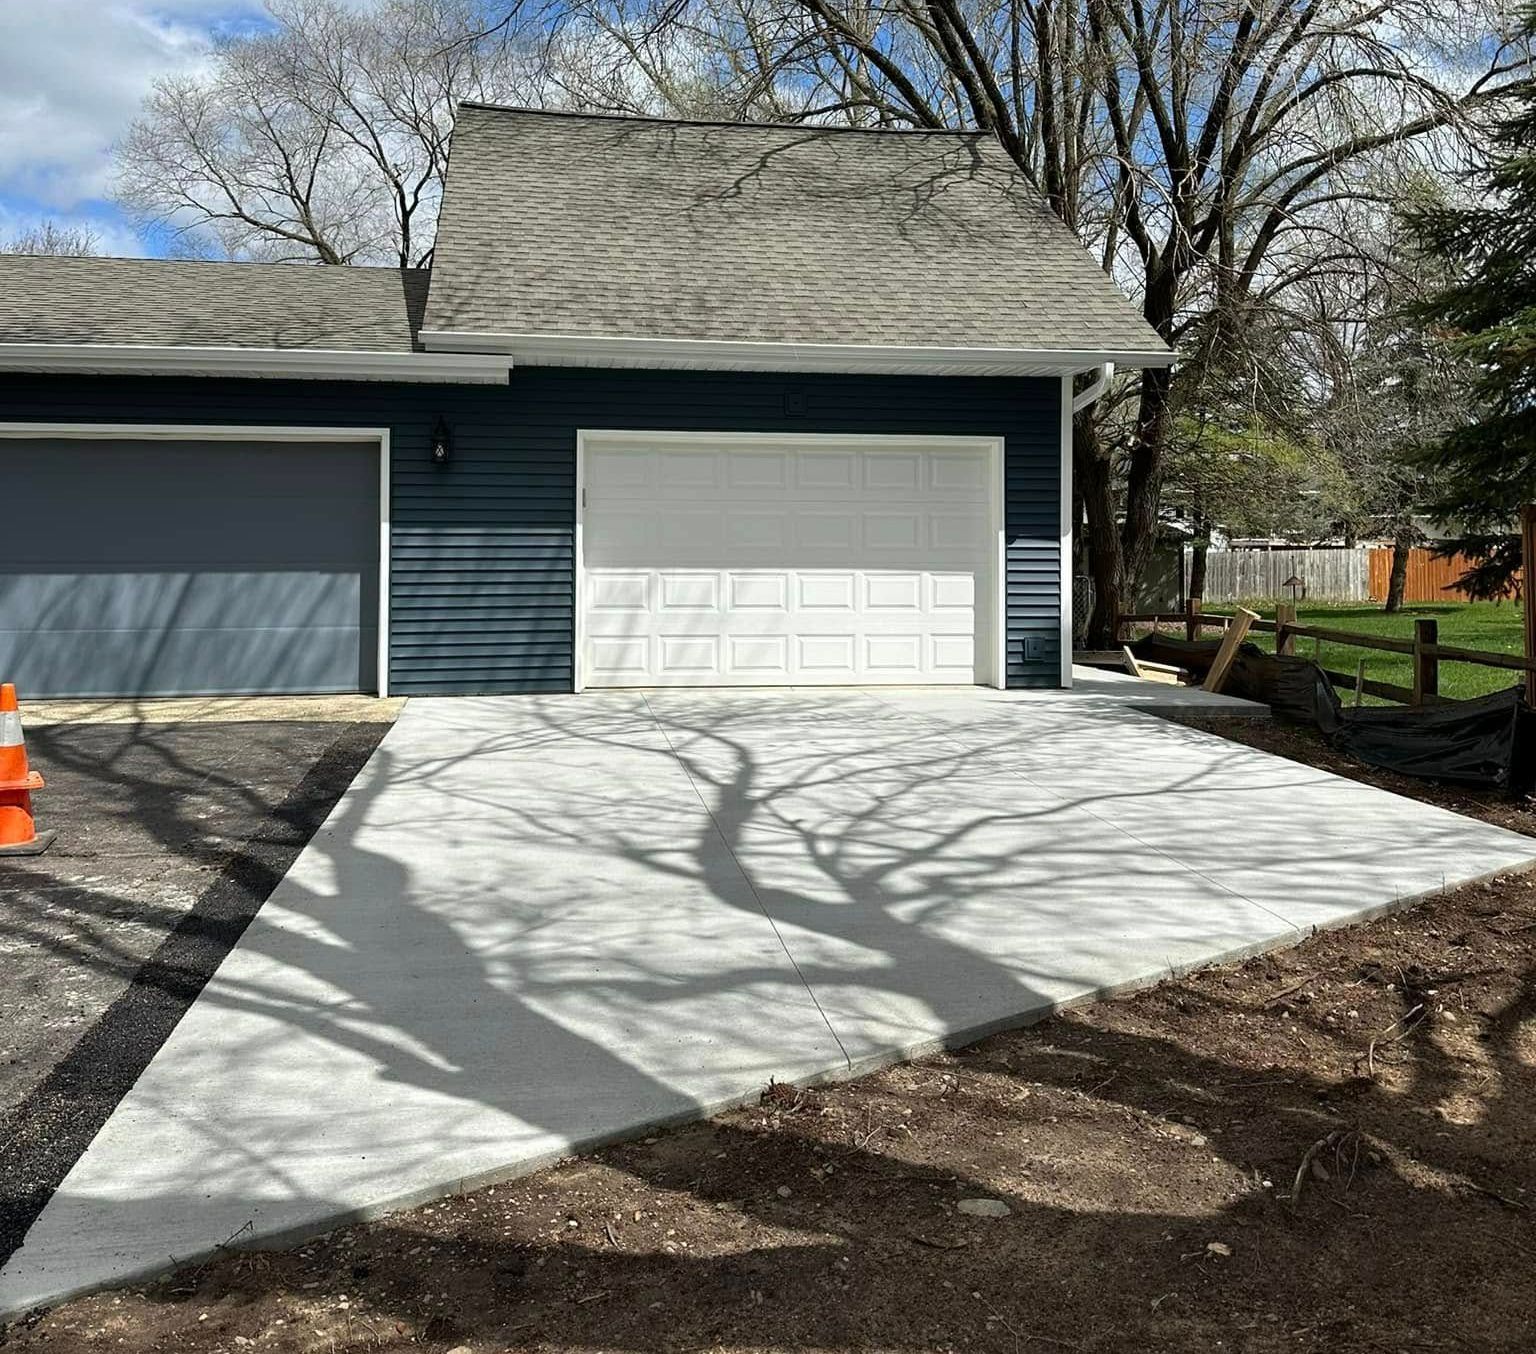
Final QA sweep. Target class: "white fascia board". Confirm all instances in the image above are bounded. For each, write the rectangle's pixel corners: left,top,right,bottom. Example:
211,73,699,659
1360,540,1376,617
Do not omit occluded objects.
418,329,1176,377
0,343,513,385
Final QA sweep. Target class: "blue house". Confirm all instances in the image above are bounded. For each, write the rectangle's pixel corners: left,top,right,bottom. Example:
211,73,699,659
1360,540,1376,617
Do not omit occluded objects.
0,106,1169,698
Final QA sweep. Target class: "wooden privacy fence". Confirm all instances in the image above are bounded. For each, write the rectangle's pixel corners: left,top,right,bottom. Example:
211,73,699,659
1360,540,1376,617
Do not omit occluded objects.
1365,548,1514,603
1189,548,1370,603
1191,546,1514,604
1120,602,1536,707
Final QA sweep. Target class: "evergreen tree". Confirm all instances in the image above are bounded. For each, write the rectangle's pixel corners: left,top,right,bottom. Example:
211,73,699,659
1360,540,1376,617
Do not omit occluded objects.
1411,56,1536,588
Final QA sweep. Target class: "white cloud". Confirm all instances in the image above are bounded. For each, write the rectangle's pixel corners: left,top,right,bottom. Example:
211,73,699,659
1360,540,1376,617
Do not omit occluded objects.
0,1,266,211
0,200,144,256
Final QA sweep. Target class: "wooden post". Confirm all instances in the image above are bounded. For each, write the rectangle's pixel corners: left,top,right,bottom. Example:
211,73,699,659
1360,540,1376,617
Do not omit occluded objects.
1412,617,1438,706
1275,602,1296,657
1523,505,1536,706
1185,597,1202,643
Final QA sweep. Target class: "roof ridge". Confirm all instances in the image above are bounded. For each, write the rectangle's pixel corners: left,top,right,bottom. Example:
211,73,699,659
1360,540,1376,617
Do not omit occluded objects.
0,254,428,276
456,102,989,138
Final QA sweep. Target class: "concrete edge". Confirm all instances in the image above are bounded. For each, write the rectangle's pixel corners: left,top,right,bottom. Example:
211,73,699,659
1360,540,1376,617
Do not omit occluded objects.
0,913,1372,1319
831,920,1307,1083
1063,701,1273,722
9,854,1536,1323
18,696,406,728
1142,702,1272,720
1064,666,1273,718
1286,857,1536,940
0,1077,801,1325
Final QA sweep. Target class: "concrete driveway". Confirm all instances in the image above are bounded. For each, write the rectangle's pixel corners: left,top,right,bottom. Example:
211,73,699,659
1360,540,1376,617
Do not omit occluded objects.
5,679,1536,1314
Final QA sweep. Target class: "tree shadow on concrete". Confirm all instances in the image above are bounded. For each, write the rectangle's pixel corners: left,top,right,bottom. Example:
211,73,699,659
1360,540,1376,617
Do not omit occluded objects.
21,930,1536,1350
3,690,1534,1351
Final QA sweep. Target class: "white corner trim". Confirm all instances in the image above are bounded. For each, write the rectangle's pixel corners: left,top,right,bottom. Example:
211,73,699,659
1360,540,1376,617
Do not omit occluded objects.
0,421,393,699
1059,375,1074,689
991,431,1008,690
423,330,1174,377
574,436,586,694
0,343,512,385
378,429,392,699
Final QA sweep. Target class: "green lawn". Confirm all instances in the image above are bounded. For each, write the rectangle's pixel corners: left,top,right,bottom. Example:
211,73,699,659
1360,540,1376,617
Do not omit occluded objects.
1145,600,1528,702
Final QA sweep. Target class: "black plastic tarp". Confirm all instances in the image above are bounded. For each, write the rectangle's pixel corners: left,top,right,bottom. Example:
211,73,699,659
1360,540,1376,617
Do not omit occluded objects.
1125,633,1536,793
1285,662,1536,792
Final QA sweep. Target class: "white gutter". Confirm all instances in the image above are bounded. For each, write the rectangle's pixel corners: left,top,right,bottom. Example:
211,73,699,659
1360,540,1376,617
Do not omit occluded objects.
419,330,1175,377
0,343,513,385
1071,362,1115,413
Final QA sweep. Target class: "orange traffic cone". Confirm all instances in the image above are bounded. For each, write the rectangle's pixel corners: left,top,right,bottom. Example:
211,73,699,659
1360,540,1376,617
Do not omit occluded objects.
0,683,54,856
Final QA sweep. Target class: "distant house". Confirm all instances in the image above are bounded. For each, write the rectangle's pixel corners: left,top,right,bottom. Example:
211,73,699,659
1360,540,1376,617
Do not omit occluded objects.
0,106,1169,698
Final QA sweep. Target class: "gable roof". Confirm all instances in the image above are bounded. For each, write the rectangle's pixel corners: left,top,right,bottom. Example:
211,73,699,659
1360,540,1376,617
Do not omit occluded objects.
422,105,1170,374
0,255,429,352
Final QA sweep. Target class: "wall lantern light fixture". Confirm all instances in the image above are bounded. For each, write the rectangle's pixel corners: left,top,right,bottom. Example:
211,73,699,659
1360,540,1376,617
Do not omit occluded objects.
430,417,453,466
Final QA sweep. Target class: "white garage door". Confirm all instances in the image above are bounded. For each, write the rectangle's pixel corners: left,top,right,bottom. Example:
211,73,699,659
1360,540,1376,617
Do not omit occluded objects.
580,433,1000,687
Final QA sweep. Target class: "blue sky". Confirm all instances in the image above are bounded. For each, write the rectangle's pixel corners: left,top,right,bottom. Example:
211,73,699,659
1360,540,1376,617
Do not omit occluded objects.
0,0,276,256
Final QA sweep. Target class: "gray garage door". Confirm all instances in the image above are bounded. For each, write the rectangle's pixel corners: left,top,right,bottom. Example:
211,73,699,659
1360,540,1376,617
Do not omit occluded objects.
0,437,380,697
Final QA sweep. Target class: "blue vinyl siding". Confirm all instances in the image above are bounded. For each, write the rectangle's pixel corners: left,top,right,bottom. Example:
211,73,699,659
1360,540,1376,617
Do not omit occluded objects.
0,368,1062,694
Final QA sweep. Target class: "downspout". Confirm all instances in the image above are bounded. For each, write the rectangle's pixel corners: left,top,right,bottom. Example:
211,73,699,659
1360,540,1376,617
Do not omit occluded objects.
1051,364,1123,688
1064,364,1113,678
1071,361,1114,413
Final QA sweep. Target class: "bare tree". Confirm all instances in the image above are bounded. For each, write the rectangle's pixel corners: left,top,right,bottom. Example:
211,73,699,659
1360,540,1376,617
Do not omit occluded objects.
114,0,541,266
113,0,1522,637
527,0,1527,641
1308,234,1464,613
1,221,102,256
1160,301,1346,595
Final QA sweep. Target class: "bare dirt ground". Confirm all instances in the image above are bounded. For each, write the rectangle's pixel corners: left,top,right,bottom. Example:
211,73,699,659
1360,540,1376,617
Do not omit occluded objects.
5,717,1536,1353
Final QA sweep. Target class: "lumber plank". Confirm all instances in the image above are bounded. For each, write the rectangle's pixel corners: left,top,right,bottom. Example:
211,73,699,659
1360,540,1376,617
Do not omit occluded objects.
1201,607,1258,693
1122,646,1181,685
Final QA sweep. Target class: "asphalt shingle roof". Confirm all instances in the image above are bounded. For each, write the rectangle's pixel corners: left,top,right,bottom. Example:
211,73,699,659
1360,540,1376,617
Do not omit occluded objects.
424,105,1167,356
0,256,428,351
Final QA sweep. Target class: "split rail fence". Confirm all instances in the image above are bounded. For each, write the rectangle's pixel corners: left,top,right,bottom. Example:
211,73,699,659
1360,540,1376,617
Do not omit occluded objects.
1117,602,1536,707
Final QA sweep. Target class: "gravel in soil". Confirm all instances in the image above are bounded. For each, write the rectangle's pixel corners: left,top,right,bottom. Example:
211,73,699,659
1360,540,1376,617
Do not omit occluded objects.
0,720,393,1114
6,720,1536,1353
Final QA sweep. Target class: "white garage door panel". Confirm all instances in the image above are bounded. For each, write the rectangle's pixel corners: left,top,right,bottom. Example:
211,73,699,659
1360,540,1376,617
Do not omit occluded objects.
582,438,997,688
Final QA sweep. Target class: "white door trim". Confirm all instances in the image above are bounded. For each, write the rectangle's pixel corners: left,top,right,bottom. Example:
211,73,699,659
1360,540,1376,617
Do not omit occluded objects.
0,421,392,698
574,433,588,693
575,429,1006,691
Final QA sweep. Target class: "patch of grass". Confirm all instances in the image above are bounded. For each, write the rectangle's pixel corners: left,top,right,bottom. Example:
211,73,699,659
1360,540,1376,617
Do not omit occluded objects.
1158,600,1528,702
